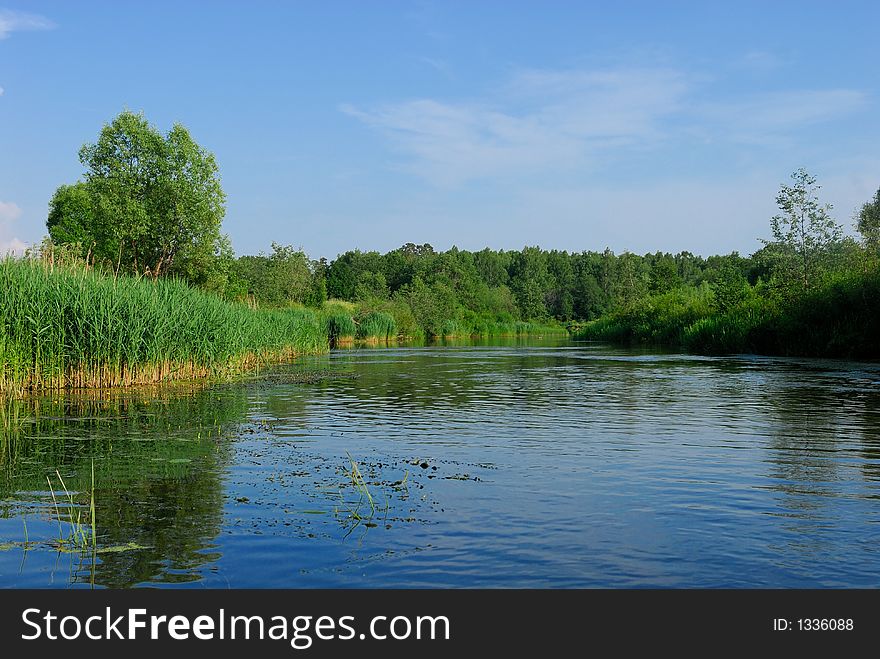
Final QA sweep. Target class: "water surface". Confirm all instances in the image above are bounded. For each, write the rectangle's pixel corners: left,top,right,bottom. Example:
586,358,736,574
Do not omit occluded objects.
2,338,879,587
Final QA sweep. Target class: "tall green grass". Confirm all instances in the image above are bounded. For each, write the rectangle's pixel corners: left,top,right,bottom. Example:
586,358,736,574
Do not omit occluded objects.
0,257,328,393
356,311,397,340
322,311,358,341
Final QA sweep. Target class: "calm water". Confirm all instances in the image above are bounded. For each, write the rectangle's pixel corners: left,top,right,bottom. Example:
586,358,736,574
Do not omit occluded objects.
2,338,879,588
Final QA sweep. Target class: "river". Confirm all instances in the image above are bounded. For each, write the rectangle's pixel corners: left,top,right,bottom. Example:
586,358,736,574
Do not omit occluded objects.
1,337,879,587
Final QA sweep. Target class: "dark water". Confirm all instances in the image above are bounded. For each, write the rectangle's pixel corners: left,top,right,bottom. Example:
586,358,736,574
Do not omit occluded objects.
2,338,880,588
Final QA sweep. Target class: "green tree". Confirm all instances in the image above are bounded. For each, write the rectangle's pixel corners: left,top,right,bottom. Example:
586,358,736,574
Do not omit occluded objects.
765,168,842,294
613,251,648,307
649,253,681,293
46,183,96,253
712,261,749,313
509,247,550,319
857,187,880,250
47,110,227,282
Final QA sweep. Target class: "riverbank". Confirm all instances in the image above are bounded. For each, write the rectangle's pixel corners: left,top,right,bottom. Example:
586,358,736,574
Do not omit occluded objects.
573,267,880,358
0,258,329,394
0,258,567,394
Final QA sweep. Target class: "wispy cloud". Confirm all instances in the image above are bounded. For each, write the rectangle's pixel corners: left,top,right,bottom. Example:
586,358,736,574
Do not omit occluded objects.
699,89,867,143
343,66,867,186
342,68,690,185
0,85,4,96
0,9,55,40
417,56,453,79
738,50,789,71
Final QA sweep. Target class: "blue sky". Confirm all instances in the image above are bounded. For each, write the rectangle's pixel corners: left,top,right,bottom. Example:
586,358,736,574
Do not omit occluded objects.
1,1,879,258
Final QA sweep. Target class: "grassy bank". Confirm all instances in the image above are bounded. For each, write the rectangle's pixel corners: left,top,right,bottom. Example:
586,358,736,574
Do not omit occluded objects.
0,258,328,394
574,269,880,358
321,299,565,344
0,257,565,393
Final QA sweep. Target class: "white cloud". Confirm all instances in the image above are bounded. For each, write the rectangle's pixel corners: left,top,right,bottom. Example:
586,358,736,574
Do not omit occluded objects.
0,200,27,255
342,99,582,185
344,66,866,186
342,68,690,186
0,85,4,96
340,68,868,187
0,200,22,222
699,89,867,143
0,9,55,40
0,237,27,256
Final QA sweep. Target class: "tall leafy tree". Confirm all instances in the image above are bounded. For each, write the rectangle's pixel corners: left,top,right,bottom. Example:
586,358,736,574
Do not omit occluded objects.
857,187,880,251
47,110,227,281
765,168,842,293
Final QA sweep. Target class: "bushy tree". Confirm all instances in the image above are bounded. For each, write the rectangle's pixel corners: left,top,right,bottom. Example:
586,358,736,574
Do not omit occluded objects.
233,243,313,306
47,111,227,282
712,261,749,313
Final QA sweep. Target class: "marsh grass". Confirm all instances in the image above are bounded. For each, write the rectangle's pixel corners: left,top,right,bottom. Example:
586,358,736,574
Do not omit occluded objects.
322,311,357,342
0,257,328,394
46,463,96,552
356,311,396,340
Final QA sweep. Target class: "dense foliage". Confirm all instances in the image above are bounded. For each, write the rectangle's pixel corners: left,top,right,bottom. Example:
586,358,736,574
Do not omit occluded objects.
47,111,231,291
576,171,880,358
229,241,749,339
0,252,326,394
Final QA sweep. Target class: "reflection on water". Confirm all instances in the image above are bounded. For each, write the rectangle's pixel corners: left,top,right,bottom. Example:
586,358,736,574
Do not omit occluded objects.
2,338,880,587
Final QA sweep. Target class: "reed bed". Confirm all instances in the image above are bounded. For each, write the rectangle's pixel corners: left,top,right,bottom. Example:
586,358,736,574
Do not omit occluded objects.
0,257,328,394
321,311,358,342
356,311,397,340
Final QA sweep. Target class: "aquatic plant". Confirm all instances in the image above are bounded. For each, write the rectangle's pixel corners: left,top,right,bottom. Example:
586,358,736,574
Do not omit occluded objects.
322,311,357,342
0,257,329,394
356,311,397,340
333,454,389,536
46,462,96,551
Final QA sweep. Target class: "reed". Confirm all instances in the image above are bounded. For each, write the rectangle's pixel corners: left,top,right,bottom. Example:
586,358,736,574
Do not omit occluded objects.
356,311,397,340
0,257,328,394
322,311,357,342
46,462,96,551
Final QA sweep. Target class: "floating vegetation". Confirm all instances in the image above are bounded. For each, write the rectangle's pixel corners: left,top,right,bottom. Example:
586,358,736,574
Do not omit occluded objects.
332,453,389,537
443,473,482,481
46,463,96,552
246,370,360,385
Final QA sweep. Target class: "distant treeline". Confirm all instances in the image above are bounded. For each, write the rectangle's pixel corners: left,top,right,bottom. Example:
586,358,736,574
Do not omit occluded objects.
574,170,880,357
227,168,880,355
228,242,750,332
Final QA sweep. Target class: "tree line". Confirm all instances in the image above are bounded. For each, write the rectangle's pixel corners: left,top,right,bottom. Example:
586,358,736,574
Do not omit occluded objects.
42,111,880,348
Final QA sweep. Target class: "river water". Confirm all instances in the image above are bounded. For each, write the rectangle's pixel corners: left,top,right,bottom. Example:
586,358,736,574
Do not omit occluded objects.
1,338,879,587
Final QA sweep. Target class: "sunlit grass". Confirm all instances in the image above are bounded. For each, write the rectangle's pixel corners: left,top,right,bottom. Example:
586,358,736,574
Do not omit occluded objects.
0,257,328,394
